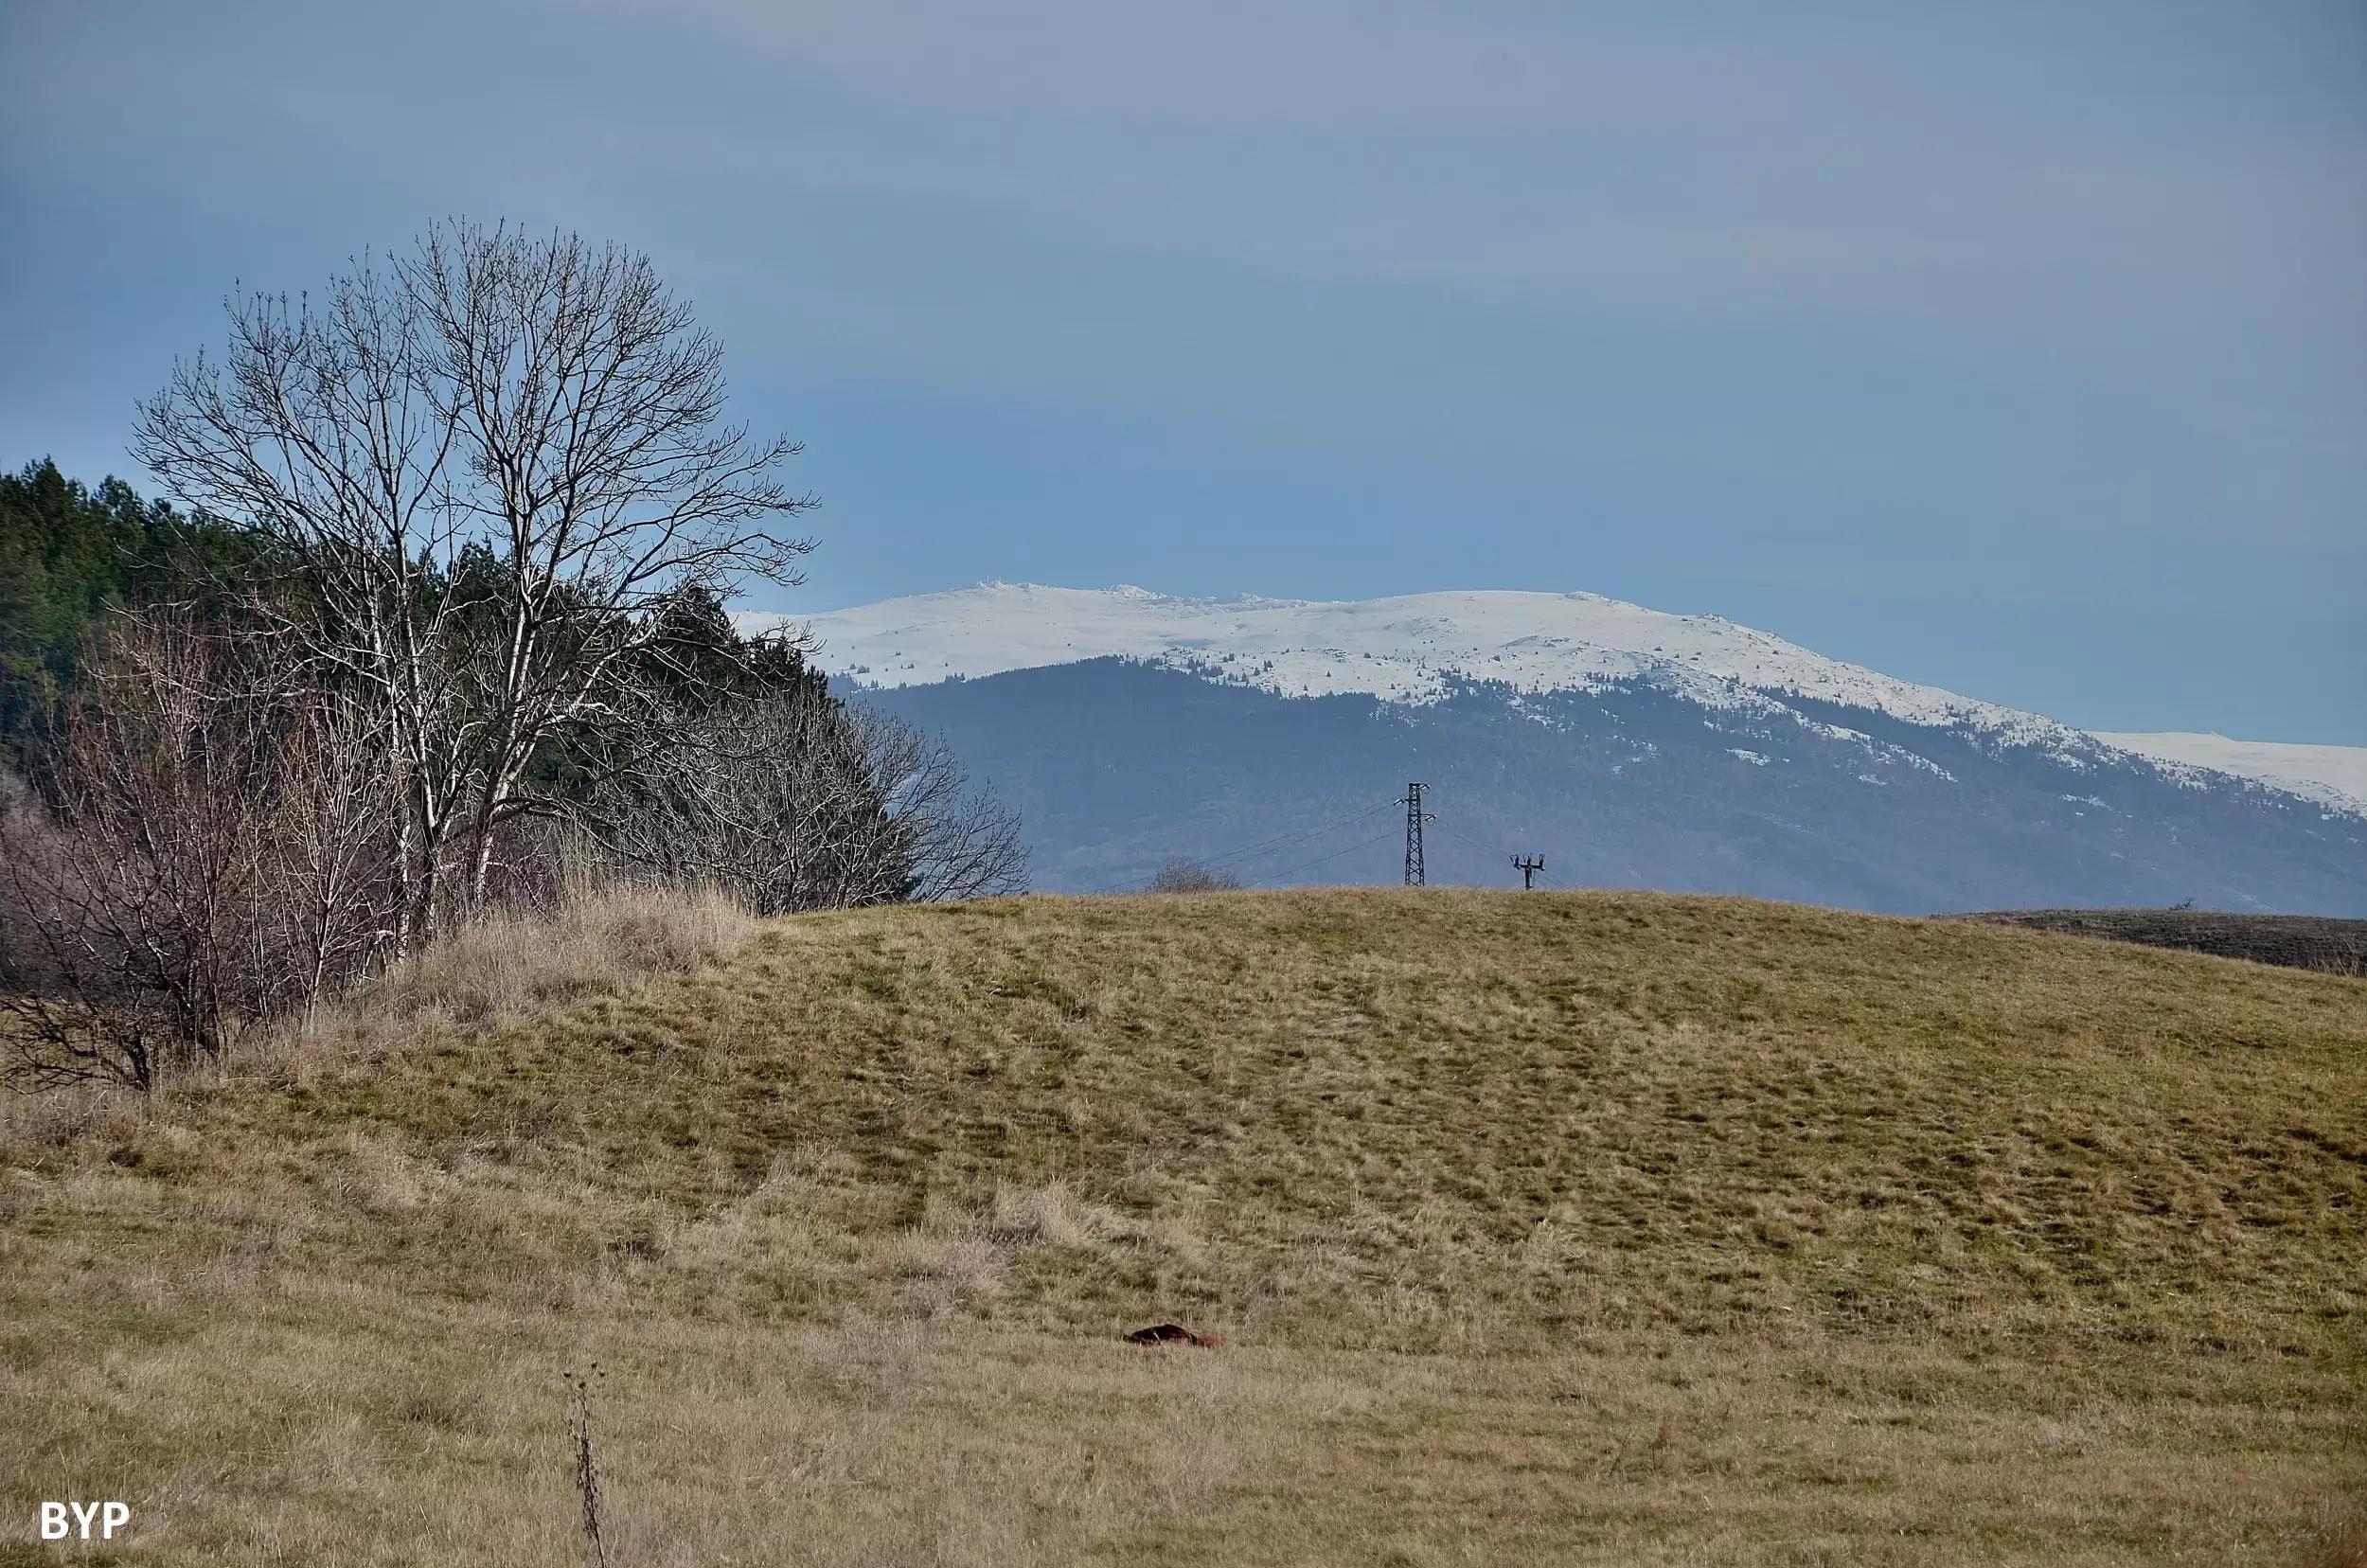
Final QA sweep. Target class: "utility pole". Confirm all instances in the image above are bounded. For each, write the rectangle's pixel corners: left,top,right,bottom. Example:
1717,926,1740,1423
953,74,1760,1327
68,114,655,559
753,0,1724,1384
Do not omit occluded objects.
1511,854,1544,890
1402,782,1433,886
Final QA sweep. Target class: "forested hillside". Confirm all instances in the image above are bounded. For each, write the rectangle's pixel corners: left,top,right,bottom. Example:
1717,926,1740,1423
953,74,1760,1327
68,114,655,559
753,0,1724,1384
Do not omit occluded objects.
0,458,252,764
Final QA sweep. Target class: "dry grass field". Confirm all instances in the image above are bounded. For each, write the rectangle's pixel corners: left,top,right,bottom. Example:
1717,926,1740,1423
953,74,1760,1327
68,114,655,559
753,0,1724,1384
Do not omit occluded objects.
3,888,2364,1565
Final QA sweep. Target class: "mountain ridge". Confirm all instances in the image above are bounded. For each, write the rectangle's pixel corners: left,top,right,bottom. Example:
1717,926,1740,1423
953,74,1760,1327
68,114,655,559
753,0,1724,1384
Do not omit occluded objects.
744,581,2074,739
741,582,2364,815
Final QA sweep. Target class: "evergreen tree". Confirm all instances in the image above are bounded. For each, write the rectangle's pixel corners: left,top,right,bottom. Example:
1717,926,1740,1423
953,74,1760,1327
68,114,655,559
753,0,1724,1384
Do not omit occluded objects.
0,458,252,766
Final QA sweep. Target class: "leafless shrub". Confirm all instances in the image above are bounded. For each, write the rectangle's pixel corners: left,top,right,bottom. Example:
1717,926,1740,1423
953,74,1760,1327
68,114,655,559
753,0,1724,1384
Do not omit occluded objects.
0,612,397,1089
1150,858,1244,894
859,707,1029,905
593,690,1025,914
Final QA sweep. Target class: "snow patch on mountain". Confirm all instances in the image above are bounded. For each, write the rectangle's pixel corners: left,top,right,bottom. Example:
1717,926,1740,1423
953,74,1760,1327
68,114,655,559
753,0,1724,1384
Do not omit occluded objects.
2091,732,2367,817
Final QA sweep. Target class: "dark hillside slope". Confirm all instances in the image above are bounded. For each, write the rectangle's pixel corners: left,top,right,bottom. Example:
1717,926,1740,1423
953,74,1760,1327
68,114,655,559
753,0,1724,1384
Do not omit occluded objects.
1961,908,2367,975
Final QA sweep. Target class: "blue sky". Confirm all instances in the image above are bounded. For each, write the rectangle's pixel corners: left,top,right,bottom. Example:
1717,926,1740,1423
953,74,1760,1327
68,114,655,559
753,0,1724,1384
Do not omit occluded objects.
6,1,2362,740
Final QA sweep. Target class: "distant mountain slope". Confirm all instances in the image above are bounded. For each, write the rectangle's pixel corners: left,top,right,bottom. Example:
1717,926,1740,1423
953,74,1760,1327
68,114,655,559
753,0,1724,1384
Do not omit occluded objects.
742,584,2367,913
2091,731,2367,816
862,659,2367,912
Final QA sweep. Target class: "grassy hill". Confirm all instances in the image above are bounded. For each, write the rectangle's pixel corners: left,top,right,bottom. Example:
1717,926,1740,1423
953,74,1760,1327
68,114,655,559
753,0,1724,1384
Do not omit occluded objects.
3,890,2362,1565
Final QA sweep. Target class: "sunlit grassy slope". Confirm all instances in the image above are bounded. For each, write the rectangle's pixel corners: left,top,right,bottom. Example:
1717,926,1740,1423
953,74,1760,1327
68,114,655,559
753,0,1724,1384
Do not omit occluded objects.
4,890,2363,1566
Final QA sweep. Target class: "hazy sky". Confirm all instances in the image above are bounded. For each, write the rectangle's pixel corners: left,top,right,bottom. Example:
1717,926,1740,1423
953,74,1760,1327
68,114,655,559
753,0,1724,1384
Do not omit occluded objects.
6,1,2362,739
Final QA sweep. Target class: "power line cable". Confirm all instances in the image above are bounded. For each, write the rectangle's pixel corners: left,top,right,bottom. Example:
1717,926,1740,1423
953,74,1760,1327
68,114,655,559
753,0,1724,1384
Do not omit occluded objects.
1432,817,1511,860
1089,800,1390,893
1249,825,1403,888
1192,799,1396,873
1084,797,1397,895
1430,802,1559,889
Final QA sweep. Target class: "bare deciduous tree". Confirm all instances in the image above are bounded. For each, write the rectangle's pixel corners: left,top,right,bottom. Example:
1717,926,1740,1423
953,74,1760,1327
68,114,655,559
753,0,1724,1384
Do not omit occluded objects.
594,691,1025,915
132,222,815,948
855,708,1030,905
271,687,403,1009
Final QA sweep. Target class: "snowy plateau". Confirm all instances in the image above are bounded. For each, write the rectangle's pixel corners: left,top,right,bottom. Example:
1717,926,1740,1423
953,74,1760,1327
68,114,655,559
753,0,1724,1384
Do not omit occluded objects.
739,584,2367,913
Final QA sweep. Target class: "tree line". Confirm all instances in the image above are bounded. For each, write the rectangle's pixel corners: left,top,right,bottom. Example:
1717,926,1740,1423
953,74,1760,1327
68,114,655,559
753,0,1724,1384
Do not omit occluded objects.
0,223,1024,1092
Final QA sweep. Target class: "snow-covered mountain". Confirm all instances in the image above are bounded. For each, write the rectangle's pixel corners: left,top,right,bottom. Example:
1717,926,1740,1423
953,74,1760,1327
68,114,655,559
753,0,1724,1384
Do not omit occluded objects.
739,583,2367,912
754,582,2084,746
